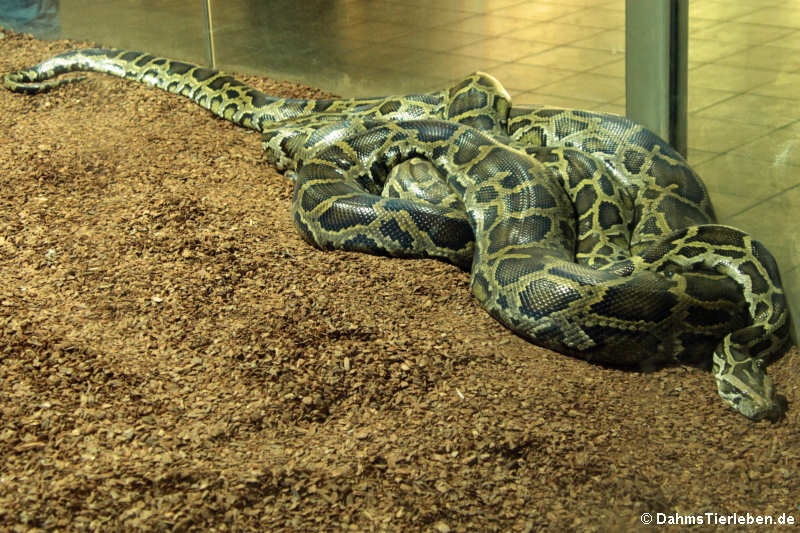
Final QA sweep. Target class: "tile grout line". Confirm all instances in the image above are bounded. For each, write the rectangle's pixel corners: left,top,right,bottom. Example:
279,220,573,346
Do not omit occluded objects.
722,180,800,221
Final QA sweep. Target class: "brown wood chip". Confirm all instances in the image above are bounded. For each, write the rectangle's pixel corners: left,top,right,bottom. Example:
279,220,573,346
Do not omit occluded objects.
1,28,799,532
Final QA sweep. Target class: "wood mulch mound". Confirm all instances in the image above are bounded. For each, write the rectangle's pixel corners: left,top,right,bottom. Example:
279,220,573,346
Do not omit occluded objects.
1,29,798,532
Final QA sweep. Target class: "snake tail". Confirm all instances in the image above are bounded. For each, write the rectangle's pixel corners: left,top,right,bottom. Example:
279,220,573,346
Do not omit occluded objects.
2,47,348,131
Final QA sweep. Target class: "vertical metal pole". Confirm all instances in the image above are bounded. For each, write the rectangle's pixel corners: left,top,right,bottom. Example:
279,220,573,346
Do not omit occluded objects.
625,0,688,156
202,0,216,69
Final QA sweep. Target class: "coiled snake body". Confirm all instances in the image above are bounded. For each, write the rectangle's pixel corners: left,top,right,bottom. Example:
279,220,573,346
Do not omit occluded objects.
4,48,792,420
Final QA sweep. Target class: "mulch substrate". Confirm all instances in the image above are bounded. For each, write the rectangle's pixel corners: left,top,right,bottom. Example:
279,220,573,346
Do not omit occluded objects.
1,30,798,532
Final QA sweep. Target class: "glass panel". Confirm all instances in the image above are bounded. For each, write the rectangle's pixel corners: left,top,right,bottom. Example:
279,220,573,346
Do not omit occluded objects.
625,0,687,155
0,0,61,38
1,0,796,343
208,0,627,104
687,2,800,343
8,0,211,65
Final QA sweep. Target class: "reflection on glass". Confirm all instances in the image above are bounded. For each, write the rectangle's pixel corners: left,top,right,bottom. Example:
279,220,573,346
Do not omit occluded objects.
0,0,60,38
1,0,796,342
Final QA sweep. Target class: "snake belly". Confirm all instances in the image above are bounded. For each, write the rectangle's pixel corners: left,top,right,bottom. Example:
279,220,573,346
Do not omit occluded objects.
4,48,792,421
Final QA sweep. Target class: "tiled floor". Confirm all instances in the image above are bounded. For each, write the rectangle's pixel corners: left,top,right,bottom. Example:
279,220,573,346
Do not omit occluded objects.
6,0,800,341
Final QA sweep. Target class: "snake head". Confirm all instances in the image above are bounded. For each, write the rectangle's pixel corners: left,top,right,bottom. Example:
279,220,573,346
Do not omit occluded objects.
713,348,784,421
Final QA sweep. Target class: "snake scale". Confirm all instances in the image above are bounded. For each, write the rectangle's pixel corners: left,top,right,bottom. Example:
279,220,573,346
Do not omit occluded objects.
4,48,793,421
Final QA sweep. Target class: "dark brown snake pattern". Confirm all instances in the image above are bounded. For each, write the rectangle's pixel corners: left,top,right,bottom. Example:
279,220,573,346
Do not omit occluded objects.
4,48,793,420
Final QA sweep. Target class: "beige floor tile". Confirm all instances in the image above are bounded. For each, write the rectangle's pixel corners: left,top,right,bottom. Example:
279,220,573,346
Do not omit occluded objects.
550,7,625,30
394,0,520,11
687,149,723,167
767,30,800,50
390,51,504,81
511,91,608,109
482,63,576,92
748,182,800,216
541,0,620,7
512,91,625,115
334,21,414,44
706,190,761,219
688,86,738,113
749,71,800,99
491,3,584,21
507,23,605,46
690,18,725,32
689,1,761,20
591,101,626,115
450,37,554,62
212,5,365,28
518,46,620,71
595,0,624,10
608,94,625,106
689,39,752,64
352,4,472,29
694,93,800,127
784,267,800,344
723,0,787,5
532,72,624,103
384,29,488,53
693,152,800,200
570,29,625,52
736,121,800,166
724,191,800,271
414,0,524,11
336,45,419,70
734,7,800,29
715,44,800,71
690,63,781,91
588,58,624,78
277,64,446,98
693,21,795,44
442,15,539,37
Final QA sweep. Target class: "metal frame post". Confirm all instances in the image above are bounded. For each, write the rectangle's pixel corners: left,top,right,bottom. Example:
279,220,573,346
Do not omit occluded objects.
202,0,216,69
625,0,688,156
